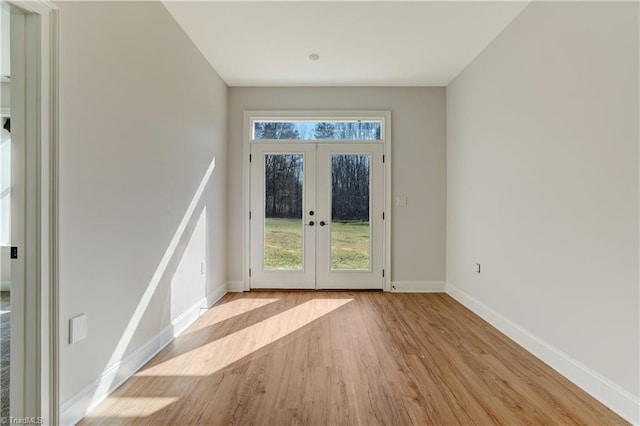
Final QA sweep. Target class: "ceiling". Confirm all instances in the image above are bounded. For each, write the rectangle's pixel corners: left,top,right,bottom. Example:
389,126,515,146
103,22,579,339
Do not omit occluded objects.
163,1,530,87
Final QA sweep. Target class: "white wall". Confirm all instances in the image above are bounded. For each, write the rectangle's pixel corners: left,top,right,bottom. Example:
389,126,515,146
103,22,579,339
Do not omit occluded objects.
1,3,9,78
0,246,9,291
0,82,8,110
227,87,446,286
0,125,9,247
57,2,228,423
447,1,639,422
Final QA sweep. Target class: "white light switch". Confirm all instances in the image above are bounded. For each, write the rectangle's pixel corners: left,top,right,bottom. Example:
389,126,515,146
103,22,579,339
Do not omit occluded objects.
201,260,206,275
396,196,407,207
69,314,87,344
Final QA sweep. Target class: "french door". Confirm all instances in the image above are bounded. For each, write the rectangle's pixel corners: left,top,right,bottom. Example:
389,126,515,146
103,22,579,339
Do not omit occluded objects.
250,143,384,289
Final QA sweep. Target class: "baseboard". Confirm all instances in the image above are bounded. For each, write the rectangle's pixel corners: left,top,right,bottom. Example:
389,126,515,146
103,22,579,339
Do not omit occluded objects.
0,280,10,292
445,282,640,425
61,285,228,426
391,281,445,293
206,284,228,308
227,280,446,293
227,281,245,292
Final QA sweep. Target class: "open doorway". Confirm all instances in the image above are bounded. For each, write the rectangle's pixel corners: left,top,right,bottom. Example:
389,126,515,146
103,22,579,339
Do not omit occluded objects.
0,105,10,416
0,2,12,419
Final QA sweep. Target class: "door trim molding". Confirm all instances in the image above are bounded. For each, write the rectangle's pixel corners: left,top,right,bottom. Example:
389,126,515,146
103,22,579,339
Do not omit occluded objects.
6,1,59,423
242,110,392,291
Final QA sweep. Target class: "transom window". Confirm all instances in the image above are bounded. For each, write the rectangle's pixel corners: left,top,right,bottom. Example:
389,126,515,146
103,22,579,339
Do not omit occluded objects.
252,119,382,141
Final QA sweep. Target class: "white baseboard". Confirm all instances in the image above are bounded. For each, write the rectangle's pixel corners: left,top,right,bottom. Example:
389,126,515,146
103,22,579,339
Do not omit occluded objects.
61,285,228,426
206,284,228,309
445,281,640,425
228,280,446,293
0,281,10,292
227,281,245,292
391,281,445,293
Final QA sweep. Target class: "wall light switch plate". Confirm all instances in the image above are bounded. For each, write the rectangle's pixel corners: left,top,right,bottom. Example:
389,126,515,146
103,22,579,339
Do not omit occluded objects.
396,196,407,207
69,314,87,344
201,260,206,275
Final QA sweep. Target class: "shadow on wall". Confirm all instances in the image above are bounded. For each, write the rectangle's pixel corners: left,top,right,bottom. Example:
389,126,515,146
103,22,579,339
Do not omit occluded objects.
81,157,218,414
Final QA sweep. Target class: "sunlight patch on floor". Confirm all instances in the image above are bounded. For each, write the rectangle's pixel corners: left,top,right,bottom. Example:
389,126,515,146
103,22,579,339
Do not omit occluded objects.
182,298,280,334
136,298,353,377
85,397,178,418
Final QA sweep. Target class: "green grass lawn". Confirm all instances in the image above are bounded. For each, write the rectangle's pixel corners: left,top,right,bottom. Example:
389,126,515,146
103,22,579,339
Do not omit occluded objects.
265,218,370,270
330,221,370,270
264,218,305,270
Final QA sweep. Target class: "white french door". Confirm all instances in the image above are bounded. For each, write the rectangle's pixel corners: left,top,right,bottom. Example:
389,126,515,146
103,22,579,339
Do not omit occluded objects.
316,144,384,289
250,144,316,289
250,143,384,290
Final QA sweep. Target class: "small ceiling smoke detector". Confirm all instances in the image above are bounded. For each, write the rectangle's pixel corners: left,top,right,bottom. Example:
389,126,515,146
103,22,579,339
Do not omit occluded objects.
309,53,320,62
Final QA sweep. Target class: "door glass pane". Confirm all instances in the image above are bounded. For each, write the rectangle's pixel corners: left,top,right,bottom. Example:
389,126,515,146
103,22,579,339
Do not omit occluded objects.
331,154,370,270
264,154,304,270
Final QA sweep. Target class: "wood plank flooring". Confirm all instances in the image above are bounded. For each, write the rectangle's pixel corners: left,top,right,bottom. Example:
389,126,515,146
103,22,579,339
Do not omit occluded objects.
80,292,627,425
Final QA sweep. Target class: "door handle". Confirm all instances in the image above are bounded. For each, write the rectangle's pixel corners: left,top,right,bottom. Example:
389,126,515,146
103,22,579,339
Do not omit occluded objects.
309,210,314,216
319,221,326,226
308,221,315,226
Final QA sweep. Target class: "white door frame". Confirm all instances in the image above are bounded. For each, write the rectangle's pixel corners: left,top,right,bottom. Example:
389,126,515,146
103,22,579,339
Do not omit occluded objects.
6,1,58,424
242,110,392,292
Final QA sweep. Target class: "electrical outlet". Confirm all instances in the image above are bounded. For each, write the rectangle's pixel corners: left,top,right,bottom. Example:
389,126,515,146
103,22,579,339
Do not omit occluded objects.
395,196,407,207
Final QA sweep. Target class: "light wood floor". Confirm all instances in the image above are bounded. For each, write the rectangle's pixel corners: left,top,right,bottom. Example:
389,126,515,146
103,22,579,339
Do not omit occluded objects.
81,291,627,425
